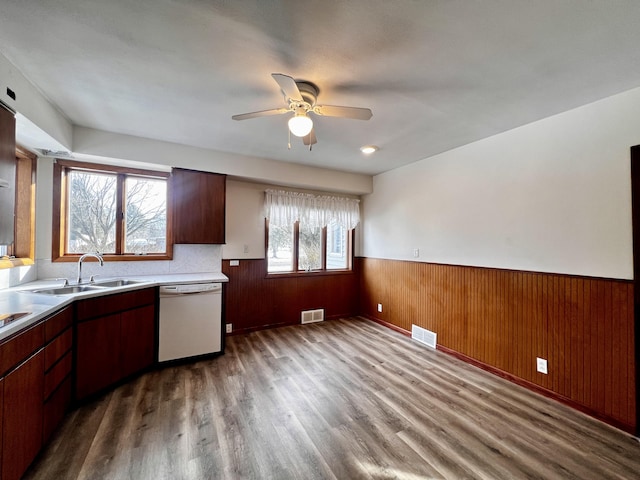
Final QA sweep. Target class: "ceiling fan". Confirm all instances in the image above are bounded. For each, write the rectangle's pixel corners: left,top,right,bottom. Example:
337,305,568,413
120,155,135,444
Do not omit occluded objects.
232,73,373,149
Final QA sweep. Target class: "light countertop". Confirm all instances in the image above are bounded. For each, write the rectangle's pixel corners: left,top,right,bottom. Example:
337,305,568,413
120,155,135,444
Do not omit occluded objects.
0,272,228,342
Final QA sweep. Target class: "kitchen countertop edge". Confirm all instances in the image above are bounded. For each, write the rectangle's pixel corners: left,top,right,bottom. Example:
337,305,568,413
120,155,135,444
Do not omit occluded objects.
0,272,229,342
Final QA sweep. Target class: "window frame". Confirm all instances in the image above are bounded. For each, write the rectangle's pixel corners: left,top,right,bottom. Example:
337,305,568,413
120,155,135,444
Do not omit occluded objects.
265,219,354,276
0,146,36,269
52,159,173,262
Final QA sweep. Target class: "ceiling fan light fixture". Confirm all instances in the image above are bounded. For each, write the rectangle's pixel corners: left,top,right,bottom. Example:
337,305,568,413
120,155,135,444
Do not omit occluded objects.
360,145,379,154
288,111,313,137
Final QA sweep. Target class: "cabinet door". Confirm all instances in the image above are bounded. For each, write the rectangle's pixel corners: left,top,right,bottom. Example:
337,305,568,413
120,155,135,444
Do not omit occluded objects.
172,168,226,244
0,377,3,475
2,350,44,480
76,314,121,400
120,305,155,379
0,106,15,245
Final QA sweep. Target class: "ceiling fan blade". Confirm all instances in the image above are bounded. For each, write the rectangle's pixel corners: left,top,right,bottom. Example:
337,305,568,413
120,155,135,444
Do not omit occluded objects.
303,128,317,146
232,107,289,121
313,104,373,120
272,73,303,102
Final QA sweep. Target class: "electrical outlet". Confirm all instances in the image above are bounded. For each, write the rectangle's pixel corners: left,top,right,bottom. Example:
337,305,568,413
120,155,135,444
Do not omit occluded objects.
377,303,383,313
243,244,249,254
413,248,419,258
536,357,548,374
226,323,233,333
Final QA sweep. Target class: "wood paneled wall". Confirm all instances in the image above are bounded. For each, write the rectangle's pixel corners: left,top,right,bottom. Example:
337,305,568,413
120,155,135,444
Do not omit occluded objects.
358,257,636,432
222,259,359,334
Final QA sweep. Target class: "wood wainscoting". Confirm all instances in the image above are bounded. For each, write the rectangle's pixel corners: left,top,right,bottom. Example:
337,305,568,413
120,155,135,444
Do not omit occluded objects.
358,257,637,433
222,259,359,334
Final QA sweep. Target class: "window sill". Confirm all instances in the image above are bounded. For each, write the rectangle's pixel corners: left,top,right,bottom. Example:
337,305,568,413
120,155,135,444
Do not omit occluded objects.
266,269,354,279
0,257,35,270
52,254,173,262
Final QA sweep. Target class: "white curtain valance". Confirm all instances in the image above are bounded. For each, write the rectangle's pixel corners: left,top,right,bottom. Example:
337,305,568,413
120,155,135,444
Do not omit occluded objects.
265,189,360,229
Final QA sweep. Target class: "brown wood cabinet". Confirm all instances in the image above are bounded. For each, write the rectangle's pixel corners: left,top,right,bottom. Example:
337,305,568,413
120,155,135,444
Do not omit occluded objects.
1,322,44,480
0,378,3,478
0,306,75,480
120,304,155,379
0,293,154,479
42,307,73,443
75,288,156,400
76,313,120,399
172,168,226,244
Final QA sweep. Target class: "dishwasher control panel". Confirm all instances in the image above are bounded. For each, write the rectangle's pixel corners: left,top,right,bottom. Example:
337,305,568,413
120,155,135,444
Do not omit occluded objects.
159,282,222,295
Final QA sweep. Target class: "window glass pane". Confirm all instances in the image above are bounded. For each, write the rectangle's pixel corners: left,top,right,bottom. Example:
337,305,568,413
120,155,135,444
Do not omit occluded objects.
326,222,348,270
268,223,294,272
299,223,322,271
124,176,167,254
67,170,117,253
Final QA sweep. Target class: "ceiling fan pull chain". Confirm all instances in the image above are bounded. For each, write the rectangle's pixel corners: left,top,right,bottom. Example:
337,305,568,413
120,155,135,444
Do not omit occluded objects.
288,127,291,150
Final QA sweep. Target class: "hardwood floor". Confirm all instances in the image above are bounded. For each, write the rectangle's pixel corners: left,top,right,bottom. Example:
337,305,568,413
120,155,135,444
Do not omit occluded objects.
25,318,640,480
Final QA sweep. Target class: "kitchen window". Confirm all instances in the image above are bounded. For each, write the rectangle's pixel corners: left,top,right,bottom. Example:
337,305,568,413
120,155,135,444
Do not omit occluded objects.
265,189,359,274
0,147,36,269
52,160,171,261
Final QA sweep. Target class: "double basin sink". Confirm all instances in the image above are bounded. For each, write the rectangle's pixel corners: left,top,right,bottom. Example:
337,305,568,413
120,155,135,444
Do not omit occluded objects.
33,279,142,295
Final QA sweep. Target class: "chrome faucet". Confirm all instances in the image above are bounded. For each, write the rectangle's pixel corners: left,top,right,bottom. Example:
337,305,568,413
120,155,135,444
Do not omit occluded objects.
77,252,104,284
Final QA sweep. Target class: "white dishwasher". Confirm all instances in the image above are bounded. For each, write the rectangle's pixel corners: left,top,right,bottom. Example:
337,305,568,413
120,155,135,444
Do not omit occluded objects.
158,282,223,362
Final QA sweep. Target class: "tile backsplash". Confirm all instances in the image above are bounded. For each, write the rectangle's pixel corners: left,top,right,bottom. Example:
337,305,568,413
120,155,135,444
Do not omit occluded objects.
36,244,223,283
0,263,38,290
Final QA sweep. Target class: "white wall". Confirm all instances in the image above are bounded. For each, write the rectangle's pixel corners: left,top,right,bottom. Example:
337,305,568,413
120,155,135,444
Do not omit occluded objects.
362,86,640,280
73,127,373,195
0,52,73,149
223,180,267,259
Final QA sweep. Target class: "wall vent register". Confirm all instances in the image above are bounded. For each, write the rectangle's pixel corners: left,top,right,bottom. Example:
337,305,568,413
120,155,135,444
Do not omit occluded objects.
412,324,437,349
301,309,324,324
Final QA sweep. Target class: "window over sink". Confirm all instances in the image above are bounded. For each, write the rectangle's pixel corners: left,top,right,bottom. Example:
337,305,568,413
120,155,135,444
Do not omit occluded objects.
52,160,171,261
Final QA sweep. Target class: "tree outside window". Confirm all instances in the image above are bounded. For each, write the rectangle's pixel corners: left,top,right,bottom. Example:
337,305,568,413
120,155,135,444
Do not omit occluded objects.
53,160,170,261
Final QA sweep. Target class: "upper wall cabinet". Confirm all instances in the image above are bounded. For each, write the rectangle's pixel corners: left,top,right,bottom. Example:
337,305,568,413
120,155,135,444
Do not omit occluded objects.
172,168,226,244
0,106,15,245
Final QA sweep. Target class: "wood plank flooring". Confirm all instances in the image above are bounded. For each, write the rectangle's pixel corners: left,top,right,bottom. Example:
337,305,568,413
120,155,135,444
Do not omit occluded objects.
25,317,640,480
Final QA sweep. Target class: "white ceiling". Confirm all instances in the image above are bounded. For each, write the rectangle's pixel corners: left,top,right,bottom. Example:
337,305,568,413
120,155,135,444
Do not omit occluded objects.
2,1,640,175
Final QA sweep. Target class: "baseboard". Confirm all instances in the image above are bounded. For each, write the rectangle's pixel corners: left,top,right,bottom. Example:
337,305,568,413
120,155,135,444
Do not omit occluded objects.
227,320,299,336
361,314,412,337
362,314,636,435
227,313,357,336
436,345,635,435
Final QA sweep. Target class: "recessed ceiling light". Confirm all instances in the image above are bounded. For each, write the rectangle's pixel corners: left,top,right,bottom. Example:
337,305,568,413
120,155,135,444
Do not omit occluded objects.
360,145,379,154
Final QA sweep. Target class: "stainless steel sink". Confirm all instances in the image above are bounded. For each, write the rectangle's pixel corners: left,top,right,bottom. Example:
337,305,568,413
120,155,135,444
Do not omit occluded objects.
93,279,142,288
33,285,105,295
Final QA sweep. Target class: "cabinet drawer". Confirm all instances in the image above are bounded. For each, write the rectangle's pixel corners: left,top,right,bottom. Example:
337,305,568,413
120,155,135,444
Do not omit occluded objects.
44,351,72,400
76,287,156,321
45,306,73,342
44,328,72,371
0,323,44,376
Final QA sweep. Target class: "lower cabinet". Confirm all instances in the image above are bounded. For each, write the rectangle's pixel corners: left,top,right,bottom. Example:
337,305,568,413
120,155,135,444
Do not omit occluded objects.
2,349,44,480
76,313,121,399
120,305,155,379
43,306,73,444
75,288,156,401
0,289,156,478
0,378,3,478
